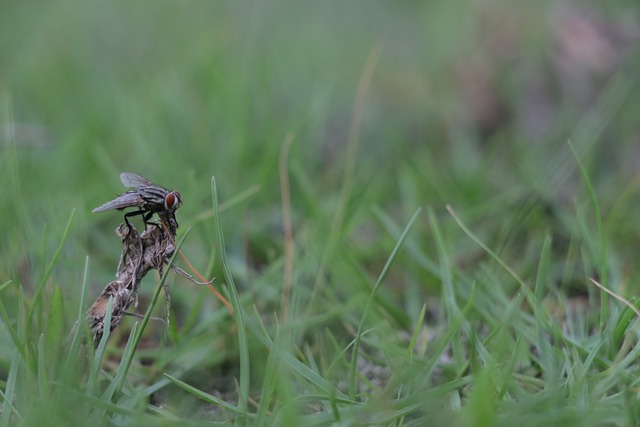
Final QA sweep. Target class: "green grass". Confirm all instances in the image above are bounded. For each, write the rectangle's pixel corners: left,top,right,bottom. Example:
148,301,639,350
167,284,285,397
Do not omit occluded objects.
3,0,640,425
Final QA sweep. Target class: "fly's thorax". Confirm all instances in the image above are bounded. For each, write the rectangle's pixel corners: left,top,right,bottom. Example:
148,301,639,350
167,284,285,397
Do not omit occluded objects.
137,186,171,211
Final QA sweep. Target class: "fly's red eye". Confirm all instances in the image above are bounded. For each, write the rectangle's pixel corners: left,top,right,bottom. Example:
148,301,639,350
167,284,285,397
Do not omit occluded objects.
164,191,180,208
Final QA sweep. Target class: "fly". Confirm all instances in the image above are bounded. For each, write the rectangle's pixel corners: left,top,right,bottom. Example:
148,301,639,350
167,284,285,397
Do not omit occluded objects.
93,172,182,234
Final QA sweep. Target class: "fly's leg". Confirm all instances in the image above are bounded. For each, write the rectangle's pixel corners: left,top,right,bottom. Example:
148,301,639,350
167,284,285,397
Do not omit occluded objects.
142,211,155,230
123,209,147,239
142,211,168,234
144,212,175,235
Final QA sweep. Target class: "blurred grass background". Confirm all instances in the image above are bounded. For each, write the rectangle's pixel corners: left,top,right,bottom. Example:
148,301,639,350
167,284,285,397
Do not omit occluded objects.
2,0,640,425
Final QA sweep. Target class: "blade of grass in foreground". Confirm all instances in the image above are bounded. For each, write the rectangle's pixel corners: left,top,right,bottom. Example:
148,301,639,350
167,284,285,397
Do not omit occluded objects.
446,205,538,313
1,349,23,426
103,228,190,404
254,329,283,425
164,374,250,417
37,334,48,399
0,288,26,362
429,206,470,368
44,286,64,377
348,207,421,400
27,209,76,335
612,297,640,353
2,286,25,427
63,256,90,379
86,296,113,398
89,318,140,421
247,316,351,401
534,234,552,303
212,176,250,419
568,141,608,334
0,388,21,425
407,303,427,364
263,300,317,419
88,323,142,423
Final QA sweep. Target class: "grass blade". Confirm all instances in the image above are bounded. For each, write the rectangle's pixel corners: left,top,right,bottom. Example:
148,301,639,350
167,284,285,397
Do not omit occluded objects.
108,229,190,400
567,141,608,333
26,208,76,333
348,207,421,399
63,256,90,378
45,286,64,378
1,349,22,427
0,290,27,363
535,234,553,302
37,334,48,399
86,296,113,397
248,318,351,401
164,373,248,417
211,176,250,419
407,303,427,363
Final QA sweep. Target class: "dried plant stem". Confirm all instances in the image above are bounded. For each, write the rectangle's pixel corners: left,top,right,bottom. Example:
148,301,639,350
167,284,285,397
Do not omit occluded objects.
87,220,177,346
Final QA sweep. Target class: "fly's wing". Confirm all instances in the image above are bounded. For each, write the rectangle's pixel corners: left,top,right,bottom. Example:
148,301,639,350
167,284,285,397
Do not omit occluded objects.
120,172,157,189
92,191,145,212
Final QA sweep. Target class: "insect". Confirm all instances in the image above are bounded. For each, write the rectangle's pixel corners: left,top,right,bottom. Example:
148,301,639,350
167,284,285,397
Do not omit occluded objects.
92,172,182,234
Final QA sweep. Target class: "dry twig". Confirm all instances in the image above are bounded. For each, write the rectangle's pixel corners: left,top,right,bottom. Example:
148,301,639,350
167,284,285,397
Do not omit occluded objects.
86,219,177,346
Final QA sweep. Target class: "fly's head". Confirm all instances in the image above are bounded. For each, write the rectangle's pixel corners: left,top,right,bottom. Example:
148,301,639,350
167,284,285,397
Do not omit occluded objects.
164,191,182,211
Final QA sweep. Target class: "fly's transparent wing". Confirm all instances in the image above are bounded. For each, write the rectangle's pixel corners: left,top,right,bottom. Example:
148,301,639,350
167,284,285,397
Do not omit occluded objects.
120,172,157,189
92,192,145,212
